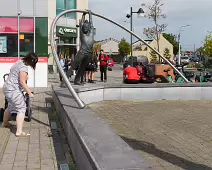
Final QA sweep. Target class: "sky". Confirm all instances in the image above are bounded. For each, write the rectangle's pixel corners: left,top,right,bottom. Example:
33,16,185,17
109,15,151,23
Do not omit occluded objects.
88,0,212,51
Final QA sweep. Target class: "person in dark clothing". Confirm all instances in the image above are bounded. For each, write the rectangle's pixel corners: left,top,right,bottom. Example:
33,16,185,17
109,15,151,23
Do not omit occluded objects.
86,56,97,83
65,56,73,80
99,49,109,82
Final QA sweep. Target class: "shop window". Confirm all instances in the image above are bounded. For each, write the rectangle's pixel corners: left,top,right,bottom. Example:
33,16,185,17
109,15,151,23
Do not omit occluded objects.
20,34,34,56
0,34,34,57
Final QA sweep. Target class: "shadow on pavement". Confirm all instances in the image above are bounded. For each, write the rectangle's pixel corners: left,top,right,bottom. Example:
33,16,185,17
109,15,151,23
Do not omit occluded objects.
30,117,49,127
120,136,212,170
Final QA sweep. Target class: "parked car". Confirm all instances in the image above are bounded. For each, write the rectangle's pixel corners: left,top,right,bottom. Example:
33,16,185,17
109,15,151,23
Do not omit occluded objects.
181,56,190,64
190,56,200,62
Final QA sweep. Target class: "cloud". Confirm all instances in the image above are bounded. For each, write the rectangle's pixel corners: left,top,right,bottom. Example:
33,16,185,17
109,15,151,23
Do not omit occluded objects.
89,0,212,50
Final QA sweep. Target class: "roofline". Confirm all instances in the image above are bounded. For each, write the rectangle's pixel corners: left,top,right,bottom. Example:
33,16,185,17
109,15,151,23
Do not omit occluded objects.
132,39,153,45
97,38,120,45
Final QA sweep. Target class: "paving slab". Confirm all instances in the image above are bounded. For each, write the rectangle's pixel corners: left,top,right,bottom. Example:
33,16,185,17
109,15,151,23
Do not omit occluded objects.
89,100,212,170
0,128,10,162
0,88,76,170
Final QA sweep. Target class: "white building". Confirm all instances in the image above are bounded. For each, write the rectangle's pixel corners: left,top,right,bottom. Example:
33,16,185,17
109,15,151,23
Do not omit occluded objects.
132,34,174,61
0,0,88,73
98,38,120,55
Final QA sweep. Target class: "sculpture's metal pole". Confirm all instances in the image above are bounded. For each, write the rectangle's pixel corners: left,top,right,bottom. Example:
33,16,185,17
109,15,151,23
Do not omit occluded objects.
50,10,189,109
50,10,85,109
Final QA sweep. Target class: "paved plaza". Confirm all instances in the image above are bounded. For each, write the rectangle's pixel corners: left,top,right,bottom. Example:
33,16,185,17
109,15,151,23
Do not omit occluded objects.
89,100,212,170
0,88,76,170
48,64,123,85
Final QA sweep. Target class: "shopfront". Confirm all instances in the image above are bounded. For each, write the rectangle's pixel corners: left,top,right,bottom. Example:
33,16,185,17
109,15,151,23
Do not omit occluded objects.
56,25,77,59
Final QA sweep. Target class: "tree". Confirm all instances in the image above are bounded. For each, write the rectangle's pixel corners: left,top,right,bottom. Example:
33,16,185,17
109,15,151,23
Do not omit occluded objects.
150,50,158,63
203,32,212,58
142,0,167,62
163,48,171,60
163,33,179,55
93,41,101,55
118,39,131,57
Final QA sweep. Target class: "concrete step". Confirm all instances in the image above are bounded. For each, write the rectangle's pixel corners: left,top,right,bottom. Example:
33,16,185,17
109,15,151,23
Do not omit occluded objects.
0,128,10,162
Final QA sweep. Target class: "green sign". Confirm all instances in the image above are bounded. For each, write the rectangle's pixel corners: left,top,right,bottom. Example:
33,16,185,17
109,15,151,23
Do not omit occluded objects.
56,26,77,38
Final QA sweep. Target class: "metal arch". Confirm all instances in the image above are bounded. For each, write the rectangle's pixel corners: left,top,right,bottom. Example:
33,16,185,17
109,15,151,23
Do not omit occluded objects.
50,10,189,108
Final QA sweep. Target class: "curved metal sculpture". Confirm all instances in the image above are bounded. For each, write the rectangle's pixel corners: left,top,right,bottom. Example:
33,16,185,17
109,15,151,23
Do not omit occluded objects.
50,9,189,108
71,10,95,85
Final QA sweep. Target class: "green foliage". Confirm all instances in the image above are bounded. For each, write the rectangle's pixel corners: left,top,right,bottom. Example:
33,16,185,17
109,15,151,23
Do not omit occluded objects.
142,0,167,63
203,32,212,58
186,63,194,68
195,63,205,68
187,63,205,69
93,41,101,55
150,50,158,63
163,33,179,55
163,48,171,60
118,39,131,57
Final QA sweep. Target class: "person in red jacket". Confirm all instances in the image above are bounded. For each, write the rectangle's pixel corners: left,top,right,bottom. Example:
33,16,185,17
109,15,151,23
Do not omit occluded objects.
123,64,140,84
99,49,109,82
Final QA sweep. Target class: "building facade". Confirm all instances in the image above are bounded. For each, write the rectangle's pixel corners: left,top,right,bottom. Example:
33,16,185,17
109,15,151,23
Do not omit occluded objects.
0,0,88,70
97,38,123,62
132,34,174,62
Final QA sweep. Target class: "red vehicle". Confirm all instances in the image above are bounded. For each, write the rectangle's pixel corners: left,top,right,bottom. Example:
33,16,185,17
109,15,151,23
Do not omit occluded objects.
108,58,114,67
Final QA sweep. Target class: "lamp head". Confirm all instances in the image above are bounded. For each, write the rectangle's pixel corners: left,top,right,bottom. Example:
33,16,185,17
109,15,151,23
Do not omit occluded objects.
126,14,131,18
137,8,144,14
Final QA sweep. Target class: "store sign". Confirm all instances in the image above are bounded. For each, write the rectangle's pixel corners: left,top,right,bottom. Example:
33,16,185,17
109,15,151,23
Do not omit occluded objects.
56,26,77,37
0,36,7,53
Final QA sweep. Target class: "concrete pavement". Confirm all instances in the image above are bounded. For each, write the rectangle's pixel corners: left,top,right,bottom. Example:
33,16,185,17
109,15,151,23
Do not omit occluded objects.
89,100,212,170
0,88,76,170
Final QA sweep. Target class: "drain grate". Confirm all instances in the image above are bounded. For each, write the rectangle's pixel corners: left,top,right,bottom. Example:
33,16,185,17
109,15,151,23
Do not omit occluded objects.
50,121,57,130
59,164,69,170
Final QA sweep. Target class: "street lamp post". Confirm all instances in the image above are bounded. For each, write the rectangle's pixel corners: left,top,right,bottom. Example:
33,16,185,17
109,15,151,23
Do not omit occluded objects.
17,12,21,61
178,25,190,65
126,7,144,66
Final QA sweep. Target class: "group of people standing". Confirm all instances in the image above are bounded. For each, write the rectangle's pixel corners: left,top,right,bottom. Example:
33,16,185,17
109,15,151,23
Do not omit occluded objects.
59,49,110,84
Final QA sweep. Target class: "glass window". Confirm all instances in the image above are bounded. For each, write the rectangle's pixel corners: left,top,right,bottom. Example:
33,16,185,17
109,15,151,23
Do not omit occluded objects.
56,0,66,16
0,34,33,57
56,0,76,18
35,18,48,57
20,34,34,56
56,0,66,9
56,9,65,16
67,0,76,18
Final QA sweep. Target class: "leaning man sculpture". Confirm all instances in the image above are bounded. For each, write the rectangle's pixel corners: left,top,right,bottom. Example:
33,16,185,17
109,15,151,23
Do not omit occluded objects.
72,10,95,85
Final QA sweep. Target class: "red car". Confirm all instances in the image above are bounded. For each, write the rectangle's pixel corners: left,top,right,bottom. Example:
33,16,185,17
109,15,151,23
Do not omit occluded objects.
108,58,114,67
